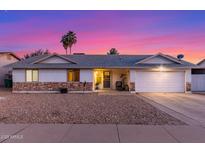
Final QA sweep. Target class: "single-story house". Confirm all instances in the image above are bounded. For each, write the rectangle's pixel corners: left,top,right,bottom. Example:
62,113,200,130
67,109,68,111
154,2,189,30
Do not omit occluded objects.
192,59,205,92
11,52,196,93
0,52,20,87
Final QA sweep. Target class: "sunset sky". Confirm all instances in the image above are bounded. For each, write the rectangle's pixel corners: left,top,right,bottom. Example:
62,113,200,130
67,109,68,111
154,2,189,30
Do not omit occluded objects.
0,10,205,63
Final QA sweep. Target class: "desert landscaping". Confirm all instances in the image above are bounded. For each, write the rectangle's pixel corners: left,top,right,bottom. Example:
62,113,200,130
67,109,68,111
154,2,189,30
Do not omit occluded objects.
0,89,185,125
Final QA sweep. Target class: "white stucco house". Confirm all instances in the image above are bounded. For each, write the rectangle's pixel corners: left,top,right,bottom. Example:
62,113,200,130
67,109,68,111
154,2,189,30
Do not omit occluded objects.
192,59,205,92
0,52,20,87
11,52,196,93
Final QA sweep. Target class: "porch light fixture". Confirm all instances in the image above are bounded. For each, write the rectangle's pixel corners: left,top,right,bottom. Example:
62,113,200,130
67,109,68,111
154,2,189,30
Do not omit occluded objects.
159,65,165,72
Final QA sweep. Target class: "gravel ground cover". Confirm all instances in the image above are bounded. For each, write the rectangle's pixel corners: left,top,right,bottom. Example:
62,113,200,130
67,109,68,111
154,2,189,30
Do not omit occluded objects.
0,90,185,125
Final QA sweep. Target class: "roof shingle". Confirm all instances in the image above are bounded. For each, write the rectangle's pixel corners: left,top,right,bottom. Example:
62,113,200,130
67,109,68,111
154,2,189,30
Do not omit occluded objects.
11,54,196,69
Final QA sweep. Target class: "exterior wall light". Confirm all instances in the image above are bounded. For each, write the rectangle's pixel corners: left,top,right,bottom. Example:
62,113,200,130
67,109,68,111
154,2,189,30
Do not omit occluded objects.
159,65,165,72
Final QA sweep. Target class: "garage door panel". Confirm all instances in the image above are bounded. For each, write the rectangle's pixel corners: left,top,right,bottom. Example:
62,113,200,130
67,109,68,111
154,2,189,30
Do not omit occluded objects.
135,71,185,92
192,75,205,92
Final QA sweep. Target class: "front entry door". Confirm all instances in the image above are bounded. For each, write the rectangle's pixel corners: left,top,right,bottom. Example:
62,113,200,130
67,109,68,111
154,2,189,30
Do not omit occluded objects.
103,71,111,88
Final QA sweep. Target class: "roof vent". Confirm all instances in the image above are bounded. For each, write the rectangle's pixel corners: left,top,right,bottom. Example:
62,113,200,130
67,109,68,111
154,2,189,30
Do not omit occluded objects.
73,53,85,55
177,54,184,60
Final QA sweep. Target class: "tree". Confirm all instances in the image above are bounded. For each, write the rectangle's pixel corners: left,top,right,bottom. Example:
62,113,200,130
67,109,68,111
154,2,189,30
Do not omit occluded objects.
107,48,119,55
24,49,50,59
60,31,77,55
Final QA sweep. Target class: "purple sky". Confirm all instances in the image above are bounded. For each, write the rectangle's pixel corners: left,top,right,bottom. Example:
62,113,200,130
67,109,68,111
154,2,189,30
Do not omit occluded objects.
0,10,205,63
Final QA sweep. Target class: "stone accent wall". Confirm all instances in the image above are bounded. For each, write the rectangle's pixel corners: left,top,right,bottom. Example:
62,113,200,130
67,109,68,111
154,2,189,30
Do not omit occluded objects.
130,82,135,91
13,82,93,92
186,82,191,92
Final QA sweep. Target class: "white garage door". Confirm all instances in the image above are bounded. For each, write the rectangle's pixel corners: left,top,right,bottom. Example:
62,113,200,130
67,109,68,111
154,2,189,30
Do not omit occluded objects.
135,71,185,92
192,75,205,92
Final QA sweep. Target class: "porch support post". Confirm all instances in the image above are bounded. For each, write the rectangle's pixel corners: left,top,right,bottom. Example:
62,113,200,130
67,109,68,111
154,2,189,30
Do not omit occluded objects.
185,69,192,93
129,69,136,93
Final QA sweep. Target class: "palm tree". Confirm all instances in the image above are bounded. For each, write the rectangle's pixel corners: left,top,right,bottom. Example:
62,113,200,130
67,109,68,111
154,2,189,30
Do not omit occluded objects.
107,48,119,55
60,31,77,55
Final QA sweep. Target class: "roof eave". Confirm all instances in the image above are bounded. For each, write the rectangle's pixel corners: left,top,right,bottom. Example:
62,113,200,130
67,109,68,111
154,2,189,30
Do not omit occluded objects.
135,53,182,65
197,59,205,66
12,66,195,69
31,54,77,64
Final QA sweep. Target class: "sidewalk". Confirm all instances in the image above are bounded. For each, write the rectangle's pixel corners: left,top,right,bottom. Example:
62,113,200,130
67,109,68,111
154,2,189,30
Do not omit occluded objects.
1,124,205,143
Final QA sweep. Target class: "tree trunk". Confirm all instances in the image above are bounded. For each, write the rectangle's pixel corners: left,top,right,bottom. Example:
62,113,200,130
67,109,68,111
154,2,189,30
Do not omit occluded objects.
69,47,72,55
66,48,68,55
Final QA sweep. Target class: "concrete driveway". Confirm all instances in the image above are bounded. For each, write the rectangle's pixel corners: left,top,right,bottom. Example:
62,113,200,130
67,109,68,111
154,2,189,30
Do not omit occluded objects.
139,93,205,126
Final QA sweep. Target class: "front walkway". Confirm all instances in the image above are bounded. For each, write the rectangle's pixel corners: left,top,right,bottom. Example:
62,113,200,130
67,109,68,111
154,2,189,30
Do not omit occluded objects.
1,124,205,143
96,90,133,95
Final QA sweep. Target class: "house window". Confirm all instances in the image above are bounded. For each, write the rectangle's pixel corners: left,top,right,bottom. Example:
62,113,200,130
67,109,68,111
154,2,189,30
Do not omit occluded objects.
67,70,80,82
26,70,39,82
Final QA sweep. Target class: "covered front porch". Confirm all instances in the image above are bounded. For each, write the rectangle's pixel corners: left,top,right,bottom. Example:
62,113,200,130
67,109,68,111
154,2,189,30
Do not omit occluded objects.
93,69,131,91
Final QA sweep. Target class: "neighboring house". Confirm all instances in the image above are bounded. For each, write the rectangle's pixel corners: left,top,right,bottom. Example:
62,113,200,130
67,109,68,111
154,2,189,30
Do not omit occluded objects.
11,52,195,93
191,59,205,92
0,52,20,87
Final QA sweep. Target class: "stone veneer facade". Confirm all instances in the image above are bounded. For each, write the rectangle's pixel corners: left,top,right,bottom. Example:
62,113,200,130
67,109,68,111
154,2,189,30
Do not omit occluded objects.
130,82,135,91
13,82,93,92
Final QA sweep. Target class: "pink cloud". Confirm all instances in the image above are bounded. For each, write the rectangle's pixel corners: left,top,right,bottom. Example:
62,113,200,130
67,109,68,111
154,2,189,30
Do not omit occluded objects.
1,11,205,63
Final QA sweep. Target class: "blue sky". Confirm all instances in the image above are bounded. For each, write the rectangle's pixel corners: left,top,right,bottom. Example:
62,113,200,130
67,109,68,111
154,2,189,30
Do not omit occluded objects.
0,10,205,62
